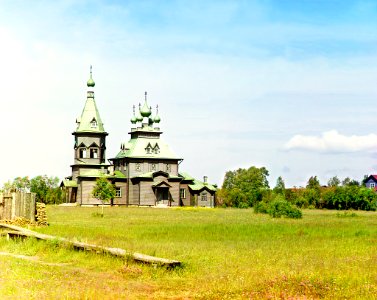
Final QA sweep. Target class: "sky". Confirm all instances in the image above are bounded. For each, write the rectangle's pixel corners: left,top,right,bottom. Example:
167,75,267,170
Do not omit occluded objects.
0,0,376,188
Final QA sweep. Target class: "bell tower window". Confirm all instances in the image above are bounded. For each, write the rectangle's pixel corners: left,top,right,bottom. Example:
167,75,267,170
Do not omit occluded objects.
79,148,87,158
90,148,99,158
91,118,98,128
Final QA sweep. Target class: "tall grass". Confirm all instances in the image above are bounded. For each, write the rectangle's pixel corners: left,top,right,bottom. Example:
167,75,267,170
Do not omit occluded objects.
1,207,377,299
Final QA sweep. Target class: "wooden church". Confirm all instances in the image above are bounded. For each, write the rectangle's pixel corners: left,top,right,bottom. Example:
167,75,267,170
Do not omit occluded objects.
62,68,216,207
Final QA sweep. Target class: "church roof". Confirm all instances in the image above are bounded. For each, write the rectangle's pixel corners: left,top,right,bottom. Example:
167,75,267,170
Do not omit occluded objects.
114,133,181,160
61,180,78,187
188,179,217,192
75,68,106,134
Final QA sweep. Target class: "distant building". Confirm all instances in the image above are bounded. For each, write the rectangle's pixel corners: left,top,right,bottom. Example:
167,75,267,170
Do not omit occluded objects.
364,175,377,190
62,68,216,207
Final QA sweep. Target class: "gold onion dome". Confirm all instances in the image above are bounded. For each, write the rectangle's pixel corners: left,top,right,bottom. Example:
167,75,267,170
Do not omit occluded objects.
87,65,95,87
140,91,152,117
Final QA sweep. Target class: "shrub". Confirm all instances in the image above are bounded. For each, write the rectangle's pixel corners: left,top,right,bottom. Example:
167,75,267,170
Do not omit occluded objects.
268,199,302,219
253,201,269,214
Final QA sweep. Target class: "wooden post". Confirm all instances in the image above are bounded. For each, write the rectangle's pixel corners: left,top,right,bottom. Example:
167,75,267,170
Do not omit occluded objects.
0,193,3,220
11,192,16,220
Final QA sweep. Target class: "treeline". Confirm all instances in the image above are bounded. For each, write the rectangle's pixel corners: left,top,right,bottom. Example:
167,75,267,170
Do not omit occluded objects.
1,175,64,204
217,166,377,211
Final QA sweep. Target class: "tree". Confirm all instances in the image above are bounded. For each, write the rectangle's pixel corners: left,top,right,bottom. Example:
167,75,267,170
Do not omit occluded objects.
13,176,31,192
92,176,116,215
305,176,321,207
361,175,369,186
30,175,61,204
327,176,340,187
221,166,269,207
342,177,359,186
306,176,321,189
273,176,286,195
2,175,63,204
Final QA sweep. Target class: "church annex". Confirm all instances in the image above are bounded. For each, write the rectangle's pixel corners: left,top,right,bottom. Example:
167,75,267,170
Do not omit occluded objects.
62,68,216,207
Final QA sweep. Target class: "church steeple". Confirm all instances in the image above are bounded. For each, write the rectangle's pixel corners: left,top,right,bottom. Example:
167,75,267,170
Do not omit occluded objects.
75,66,106,133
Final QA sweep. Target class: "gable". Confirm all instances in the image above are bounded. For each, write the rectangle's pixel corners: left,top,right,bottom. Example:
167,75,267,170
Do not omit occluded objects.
152,180,171,188
366,175,377,184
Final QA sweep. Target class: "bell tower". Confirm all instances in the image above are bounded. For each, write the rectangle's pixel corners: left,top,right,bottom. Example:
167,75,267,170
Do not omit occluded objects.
71,66,109,182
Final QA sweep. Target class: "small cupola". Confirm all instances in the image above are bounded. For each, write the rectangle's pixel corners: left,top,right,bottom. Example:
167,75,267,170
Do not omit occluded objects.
130,105,138,124
87,65,95,88
140,91,152,117
154,105,161,123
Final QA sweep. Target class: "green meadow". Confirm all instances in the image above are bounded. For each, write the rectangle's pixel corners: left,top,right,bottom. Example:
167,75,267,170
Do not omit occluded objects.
1,207,377,299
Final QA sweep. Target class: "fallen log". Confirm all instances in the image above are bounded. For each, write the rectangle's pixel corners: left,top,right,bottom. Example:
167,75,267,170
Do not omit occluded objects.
0,223,181,267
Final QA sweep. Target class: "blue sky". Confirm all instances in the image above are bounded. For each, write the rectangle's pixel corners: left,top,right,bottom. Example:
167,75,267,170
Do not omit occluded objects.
0,0,376,187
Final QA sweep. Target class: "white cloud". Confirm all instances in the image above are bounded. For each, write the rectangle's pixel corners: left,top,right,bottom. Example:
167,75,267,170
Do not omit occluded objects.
284,130,377,153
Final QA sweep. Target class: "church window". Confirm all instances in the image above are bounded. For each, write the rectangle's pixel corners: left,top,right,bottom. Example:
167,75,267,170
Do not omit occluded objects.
90,148,98,158
135,163,141,171
145,143,152,154
79,148,87,158
115,187,122,197
180,188,186,199
91,118,97,128
153,144,160,154
201,192,207,202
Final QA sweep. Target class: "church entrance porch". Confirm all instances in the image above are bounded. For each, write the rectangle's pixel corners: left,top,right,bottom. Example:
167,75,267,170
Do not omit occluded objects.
155,187,170,206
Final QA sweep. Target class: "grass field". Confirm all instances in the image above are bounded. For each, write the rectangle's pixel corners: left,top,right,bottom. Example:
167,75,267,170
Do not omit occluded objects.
1,207,377,299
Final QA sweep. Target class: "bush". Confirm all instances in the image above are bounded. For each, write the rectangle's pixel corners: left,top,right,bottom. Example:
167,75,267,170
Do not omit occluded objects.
253,201,269,214
268,199,302,219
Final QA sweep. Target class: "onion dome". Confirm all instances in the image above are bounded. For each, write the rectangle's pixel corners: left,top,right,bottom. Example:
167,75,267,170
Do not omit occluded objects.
130,105,137,124
87,65,95,87
140,91,152,117
148,107,154,126
154,105,161,123
136,103,143,122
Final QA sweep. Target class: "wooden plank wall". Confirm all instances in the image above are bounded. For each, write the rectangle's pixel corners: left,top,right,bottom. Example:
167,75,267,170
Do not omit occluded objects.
0,192,36,221
139,182,156,206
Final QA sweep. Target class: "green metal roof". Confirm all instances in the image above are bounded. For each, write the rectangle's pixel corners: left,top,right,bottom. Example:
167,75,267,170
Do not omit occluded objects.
112,170,127,178
62,180,78,187
114,133,181,160
75,96,106,133
77,169,105,177
189,179,217,192
179,172,195,181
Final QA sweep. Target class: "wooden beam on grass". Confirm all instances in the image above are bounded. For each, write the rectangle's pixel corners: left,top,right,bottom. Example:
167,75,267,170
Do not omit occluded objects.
0,223,181,267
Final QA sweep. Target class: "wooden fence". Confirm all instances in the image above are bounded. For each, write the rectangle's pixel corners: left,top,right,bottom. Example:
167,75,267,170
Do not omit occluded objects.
0,192,36,222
